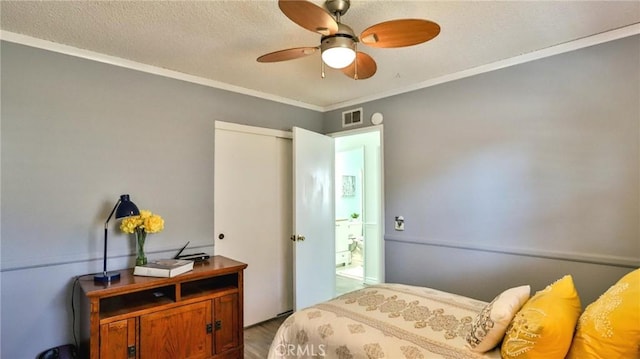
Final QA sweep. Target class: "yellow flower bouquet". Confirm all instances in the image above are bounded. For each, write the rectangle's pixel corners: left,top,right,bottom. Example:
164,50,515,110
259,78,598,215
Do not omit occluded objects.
120,210,164,265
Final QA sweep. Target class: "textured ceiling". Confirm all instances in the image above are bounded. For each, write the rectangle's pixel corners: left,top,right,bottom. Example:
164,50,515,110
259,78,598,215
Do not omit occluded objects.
1,1,639,110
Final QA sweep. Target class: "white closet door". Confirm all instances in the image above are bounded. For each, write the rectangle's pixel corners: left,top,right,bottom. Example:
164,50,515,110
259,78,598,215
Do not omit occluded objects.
214,123,292,326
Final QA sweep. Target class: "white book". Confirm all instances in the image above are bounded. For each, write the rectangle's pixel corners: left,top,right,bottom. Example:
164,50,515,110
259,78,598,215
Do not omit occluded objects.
134,259,194,278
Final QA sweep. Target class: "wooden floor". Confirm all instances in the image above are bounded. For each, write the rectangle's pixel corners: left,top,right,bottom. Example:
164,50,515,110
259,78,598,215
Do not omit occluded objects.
244,315,289,359
243,280,365,358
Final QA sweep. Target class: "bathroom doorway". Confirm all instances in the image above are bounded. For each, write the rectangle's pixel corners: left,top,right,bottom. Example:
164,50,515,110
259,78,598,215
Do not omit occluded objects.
332,127,383,295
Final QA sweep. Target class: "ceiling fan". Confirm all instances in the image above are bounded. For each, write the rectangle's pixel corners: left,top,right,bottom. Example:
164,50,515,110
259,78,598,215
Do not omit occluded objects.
257,0,440,80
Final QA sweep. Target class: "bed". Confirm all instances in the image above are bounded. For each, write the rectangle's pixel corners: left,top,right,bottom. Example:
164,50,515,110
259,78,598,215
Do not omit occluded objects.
268,270,639,359
268,283,502,359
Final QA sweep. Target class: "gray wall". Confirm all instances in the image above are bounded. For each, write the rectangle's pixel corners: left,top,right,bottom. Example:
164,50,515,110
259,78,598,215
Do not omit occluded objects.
325,35,639,304
0,41,322,359
2,33,639,359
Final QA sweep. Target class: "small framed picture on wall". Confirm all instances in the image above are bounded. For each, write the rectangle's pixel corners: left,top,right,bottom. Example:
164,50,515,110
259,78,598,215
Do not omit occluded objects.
342,175,356,197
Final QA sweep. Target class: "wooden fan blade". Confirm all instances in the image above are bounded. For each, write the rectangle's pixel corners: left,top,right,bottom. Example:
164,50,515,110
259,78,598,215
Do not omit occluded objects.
257,47,318,62
360,19,440,48
278,0,338,36
342,52,377,80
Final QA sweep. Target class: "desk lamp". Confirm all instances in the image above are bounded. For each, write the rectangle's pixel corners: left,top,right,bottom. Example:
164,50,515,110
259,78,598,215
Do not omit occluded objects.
94,194,140,283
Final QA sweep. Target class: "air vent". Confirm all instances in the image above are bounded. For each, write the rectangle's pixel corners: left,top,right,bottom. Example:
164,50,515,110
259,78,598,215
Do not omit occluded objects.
342,108,363,128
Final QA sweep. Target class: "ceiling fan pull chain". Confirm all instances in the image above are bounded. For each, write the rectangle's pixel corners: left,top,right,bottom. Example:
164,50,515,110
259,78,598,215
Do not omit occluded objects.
321,59,326,79
354,43,359,80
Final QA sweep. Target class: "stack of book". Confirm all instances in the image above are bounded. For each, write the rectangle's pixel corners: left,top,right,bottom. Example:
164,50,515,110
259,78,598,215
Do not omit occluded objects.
134,259,194,278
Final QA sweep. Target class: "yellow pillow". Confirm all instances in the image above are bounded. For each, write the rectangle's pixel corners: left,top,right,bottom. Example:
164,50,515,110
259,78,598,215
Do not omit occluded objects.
501,275,581,359
566,268,640,359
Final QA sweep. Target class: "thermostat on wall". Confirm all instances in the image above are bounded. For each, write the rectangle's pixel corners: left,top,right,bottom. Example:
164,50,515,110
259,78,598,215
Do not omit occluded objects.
371,112,383,125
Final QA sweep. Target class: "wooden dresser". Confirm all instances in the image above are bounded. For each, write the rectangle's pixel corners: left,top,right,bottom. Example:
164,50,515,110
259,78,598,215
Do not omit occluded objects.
79,256,247,359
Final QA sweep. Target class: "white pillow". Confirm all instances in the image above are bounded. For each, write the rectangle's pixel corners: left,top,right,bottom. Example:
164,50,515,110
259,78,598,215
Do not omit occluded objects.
466,285,531,353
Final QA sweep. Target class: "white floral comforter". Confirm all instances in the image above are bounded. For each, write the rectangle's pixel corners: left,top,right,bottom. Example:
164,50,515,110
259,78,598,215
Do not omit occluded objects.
268,283,502,359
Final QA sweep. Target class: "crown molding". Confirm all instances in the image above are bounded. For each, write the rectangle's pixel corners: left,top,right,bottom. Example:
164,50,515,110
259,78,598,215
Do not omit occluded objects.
2,23,639,113
324,23,640,111
0,30,324,112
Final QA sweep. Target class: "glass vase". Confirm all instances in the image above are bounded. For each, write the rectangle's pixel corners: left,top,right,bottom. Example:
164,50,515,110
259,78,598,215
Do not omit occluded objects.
135,230,147,266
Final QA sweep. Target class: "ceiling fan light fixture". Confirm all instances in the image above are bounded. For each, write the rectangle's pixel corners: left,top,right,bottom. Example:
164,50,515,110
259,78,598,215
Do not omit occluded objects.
321,35,356,69
261,0,440,80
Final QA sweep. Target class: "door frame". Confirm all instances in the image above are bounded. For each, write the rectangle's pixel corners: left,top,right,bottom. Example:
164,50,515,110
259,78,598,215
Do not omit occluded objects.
328,125,385,284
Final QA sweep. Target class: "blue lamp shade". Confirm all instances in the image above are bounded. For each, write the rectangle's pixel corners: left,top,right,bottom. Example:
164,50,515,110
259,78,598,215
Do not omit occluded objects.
115,194,140,219
94,194,140,283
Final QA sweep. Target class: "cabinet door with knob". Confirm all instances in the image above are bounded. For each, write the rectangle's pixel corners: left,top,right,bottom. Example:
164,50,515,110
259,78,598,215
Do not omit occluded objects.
100,318,137,359
140,301,212,359
213,293,239,353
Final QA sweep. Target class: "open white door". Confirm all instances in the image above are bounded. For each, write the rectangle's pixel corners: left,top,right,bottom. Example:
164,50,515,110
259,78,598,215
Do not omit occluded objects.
293,127,336,310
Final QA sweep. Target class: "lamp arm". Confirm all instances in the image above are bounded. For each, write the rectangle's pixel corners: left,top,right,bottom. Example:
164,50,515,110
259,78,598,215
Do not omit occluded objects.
102,199,122,273
104,199,122,229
